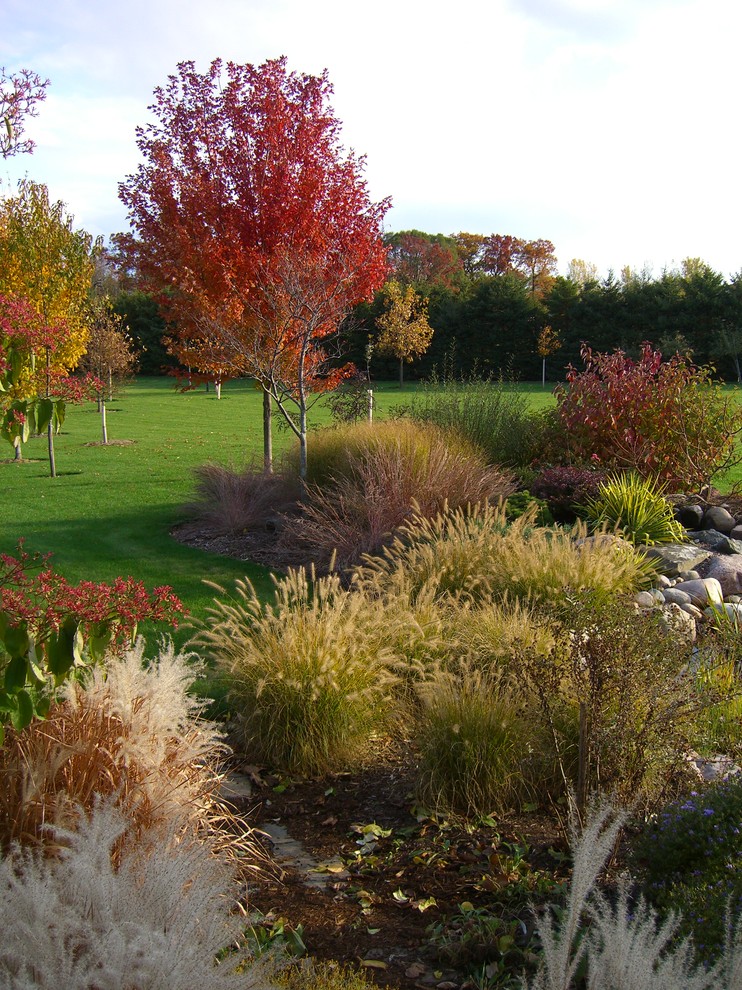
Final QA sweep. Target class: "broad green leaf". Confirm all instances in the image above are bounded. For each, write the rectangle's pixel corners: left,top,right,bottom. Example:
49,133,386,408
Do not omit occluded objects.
4,654,27,693
10,690,33,731
45,617,79,678
3,621,30,660
35,397,54,434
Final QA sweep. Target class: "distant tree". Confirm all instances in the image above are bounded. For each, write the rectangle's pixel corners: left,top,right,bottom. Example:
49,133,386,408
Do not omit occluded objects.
78,298,138,443
567,258,599,288
120,57,390,479
385,231,463,289
0,67,49,159
537,324,561,386
515,238,558,297
112,291,172,375
481,234,522,276
0,181,95,475
375,279,434,387
453,232,486,278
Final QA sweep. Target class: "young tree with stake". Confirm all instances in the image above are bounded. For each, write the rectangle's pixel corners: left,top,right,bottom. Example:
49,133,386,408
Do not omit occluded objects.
119,57,390,479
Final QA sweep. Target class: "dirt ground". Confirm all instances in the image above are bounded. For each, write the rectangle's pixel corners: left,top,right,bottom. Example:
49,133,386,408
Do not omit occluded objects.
224,740,569,990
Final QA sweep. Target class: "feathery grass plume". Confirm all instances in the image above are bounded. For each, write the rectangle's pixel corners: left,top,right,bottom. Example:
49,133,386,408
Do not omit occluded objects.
185,461,299,535
194,568,399,775
0,639,244,857
279,419,516,570
414,660,548,817
524,798,719,990
585,472,687,546
355,502,654,609
0,799,276,990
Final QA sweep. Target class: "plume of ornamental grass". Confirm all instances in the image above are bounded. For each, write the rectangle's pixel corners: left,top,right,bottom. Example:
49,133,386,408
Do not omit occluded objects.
523,798,736,990
0,639,243,858
194,568,400,775
354,501,654,609
0,799,275,990
279,420,516,570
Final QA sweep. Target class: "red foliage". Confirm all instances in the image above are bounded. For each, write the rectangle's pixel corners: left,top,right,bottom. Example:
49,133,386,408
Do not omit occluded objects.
553,342,742,489
119,57,390,399
386,233,462,289
1,542,184,648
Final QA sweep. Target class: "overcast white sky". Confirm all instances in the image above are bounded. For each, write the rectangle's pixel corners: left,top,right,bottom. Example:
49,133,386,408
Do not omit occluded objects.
1,0,741,279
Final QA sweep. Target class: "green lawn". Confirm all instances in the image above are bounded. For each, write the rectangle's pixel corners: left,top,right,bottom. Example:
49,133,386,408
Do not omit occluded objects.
0,378,437,640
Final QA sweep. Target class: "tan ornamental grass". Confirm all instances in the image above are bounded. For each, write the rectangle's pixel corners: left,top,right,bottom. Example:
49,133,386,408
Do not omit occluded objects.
194,567,400,775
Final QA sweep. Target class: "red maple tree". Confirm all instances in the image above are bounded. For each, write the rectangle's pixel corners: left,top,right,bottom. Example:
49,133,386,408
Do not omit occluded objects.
119,57,390,477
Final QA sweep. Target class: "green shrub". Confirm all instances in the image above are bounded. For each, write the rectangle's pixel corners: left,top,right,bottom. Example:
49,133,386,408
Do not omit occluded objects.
505,490,554,526
522,595,699,810
585,472,686,545
631,777,742,962
397,367,544,468
193,569,398,775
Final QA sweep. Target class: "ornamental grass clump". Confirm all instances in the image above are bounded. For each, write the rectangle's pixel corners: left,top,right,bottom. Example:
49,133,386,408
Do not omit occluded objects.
0,800,275,990
280,419,516,570
585,472,686,546
414,661,547,817
355,501,654,610
195,568,399,775
0,640,238,856
525,799,721,990
185,461,299,535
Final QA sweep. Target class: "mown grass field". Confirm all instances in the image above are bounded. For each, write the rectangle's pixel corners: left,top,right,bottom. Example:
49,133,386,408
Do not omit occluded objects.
2,376,739,641
0,378,475,639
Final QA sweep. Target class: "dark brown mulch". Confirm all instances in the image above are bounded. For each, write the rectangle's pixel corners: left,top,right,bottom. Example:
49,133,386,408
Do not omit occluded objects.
228,739,569,990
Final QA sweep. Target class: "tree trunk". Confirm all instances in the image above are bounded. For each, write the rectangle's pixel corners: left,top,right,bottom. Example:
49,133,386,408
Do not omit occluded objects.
101,397,108,444
262,385,273,474
735,353,741,384
215,379,222,399
13,439,22,462
542,356,547,388
398,357,404,389
46,347,56,478
47,420,57,478
299,403,308,482
367,389,374,424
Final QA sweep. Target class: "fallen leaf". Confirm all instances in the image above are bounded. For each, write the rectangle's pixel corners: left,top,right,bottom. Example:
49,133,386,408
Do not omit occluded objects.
321,815,338,826
359,959,388,970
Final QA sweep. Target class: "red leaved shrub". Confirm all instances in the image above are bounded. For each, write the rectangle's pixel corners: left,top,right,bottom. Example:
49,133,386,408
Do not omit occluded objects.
552,343,742,490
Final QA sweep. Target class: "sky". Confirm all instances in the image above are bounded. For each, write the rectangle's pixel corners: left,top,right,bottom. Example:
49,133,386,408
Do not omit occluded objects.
1,0,741,280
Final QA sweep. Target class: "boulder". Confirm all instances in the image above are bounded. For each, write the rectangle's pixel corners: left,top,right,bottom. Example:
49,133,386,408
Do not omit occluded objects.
642,543,712,578
690,529,742,554
663,587,692,606
704,555,742,598
676,503,704,529
672,577,724,607
703,505,737,534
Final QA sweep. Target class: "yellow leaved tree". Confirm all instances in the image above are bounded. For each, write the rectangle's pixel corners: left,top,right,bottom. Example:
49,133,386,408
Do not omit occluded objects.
0,180,96,474
375,279,434,388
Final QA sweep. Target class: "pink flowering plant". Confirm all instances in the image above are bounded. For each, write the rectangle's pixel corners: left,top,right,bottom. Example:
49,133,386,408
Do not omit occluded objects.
0,542,184,742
